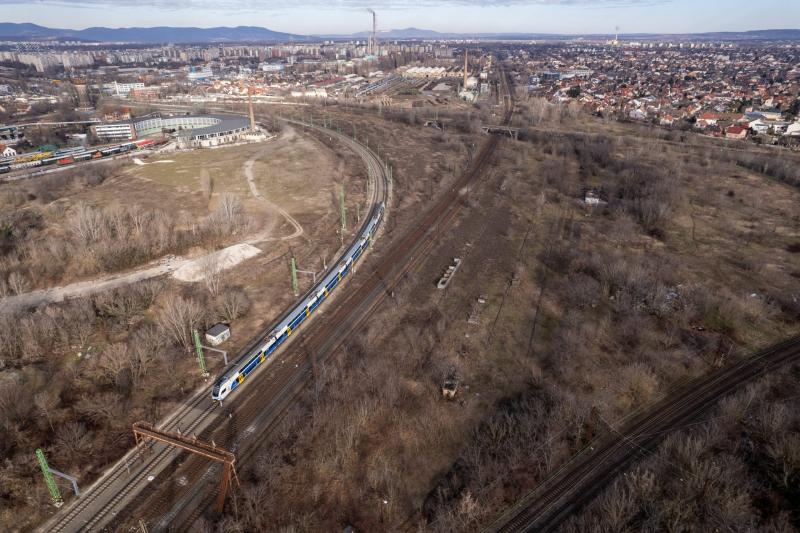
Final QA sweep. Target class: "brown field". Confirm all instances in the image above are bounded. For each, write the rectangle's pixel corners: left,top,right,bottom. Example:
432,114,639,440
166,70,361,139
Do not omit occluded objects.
0,126,370,531
213,103,800,532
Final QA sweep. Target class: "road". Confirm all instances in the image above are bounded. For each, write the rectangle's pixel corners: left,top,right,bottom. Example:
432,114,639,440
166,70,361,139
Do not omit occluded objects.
38,118,389,533
487,335,800,533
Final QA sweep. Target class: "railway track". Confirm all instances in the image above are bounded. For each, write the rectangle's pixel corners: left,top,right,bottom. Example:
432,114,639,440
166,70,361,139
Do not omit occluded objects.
44,65,512,531
488,335,800,533
40,118,389,533
115,122,391,531
116,66,513,530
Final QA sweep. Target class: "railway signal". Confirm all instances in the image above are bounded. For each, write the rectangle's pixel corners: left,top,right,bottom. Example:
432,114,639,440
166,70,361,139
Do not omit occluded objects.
291,256,299,296
193,329,209,378
340,185,347,232
35,448,63,507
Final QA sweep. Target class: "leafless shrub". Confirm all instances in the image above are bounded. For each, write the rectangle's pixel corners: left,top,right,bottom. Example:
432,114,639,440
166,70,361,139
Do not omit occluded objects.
7,271,29,295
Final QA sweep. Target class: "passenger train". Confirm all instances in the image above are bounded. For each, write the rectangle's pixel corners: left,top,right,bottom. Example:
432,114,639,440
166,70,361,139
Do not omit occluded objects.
211,202,386,402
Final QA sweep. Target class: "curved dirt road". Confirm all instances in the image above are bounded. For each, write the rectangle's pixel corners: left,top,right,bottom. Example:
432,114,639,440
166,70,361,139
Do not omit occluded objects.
0,130,310,312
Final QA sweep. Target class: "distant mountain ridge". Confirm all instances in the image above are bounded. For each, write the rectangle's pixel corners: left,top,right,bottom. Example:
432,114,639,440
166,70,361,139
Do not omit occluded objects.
0,23,799,44
0,23,307,43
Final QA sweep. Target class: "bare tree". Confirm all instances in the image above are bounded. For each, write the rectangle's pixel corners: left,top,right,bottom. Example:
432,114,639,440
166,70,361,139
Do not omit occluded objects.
55,421,93,461
34,391,60,431
201,254,223,297
68,202,105,244
96,343,131,388
215,286,251,322
76,392,124,428
157,295,204,350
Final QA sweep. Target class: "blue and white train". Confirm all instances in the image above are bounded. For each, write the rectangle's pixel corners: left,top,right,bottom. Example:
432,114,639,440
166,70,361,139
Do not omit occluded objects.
211,202,385,402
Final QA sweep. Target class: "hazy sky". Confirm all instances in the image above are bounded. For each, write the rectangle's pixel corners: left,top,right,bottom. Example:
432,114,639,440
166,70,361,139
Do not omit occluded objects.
4,0,799,35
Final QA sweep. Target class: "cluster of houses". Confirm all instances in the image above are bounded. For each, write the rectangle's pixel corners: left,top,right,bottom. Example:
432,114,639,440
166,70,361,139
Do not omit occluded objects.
518,42,800,144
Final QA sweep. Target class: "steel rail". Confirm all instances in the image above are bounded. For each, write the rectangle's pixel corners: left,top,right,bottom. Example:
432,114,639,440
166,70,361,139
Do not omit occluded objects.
40,116,388,533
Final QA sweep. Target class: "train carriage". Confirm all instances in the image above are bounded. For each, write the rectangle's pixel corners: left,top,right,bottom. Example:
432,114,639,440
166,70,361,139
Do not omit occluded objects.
211,203,385,401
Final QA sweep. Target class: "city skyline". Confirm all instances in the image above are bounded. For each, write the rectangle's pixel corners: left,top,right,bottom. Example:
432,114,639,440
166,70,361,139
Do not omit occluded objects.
3,0,798,36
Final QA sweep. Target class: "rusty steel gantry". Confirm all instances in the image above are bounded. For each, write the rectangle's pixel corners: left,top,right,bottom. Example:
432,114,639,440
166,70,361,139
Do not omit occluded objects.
132,421,239,514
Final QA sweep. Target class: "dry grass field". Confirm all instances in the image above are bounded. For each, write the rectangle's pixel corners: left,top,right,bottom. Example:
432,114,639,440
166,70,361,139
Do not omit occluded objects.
0,127,370,531
213,104,800,532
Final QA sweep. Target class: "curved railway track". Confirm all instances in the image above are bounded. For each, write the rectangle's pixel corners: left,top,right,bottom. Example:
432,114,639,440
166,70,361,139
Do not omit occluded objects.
122,67,514,532
40,119,389,533
488,335,800,533
43,65,513,532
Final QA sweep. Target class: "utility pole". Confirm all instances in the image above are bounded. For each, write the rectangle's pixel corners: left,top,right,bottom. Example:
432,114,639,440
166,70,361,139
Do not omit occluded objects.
340,185,347,232
193,329,209,378
291,256,299,296
36,448,63,507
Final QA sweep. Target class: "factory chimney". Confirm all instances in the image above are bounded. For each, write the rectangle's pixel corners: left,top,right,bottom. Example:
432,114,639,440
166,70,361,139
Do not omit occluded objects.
373,10,378,56
367,9,377,56
248,86,256,131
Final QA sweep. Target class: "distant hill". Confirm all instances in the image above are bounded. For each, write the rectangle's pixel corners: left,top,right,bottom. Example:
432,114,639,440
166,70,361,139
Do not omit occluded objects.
0,23,798,44
0,23,308,43
327,27,800,42
351,27,452,40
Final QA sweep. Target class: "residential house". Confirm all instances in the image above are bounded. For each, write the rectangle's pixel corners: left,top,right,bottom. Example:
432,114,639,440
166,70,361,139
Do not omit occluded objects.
725,125,748,140
0,143,16,157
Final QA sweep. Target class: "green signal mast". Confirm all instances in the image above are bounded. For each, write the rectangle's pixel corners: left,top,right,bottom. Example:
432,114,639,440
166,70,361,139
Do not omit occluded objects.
36,448,63,506
340,185,347,232
291,256,299,296
193,329,209,378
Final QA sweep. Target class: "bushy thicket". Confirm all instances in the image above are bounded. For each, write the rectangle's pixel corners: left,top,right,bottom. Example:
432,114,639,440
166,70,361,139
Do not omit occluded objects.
0,194,250,293
560,367,800,532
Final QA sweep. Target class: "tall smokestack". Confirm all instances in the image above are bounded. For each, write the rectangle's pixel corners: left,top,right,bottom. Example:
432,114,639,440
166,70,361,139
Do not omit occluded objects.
373,10,378,56
367,9,377,56
248,86,256,131
463,49,469,89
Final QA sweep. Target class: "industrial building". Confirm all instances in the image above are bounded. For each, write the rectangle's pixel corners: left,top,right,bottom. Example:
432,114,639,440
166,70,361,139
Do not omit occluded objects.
92,113,253,147
91,121,136,141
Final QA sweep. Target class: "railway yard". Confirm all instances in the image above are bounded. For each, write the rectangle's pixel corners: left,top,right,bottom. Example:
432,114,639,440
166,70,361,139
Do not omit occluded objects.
2,54,800,533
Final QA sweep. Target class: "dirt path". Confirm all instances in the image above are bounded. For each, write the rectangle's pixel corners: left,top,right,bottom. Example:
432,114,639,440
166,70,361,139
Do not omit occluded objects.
0,244,266,311
243,129,305,243
0,129,312,312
